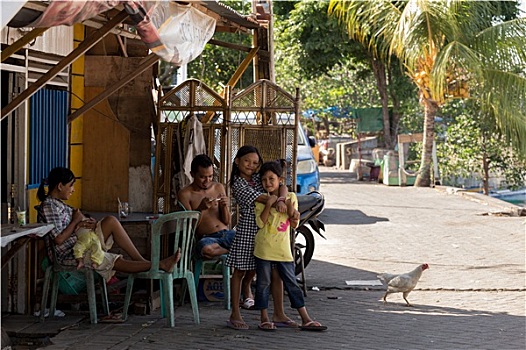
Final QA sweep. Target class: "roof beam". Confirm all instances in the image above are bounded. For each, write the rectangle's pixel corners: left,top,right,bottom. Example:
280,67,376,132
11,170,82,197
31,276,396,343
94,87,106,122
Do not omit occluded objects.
1,10,129,120
1,27,48,62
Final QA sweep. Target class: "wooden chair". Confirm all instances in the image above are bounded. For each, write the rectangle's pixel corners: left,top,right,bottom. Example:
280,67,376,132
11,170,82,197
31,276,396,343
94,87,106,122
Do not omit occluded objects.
36,205,109,324
121,211,201,327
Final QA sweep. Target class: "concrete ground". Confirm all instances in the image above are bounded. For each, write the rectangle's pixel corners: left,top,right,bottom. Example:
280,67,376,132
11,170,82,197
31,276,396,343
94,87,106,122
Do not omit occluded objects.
4,167,525,350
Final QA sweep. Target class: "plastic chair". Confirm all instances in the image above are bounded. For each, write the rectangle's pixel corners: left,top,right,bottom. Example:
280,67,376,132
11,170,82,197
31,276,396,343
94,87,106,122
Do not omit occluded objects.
36,206,109,324
121,211,201,327
193,254,231,310
176,201,232,310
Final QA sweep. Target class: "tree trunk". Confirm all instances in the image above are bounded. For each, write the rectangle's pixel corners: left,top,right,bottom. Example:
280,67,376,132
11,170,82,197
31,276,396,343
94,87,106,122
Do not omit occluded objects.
387,64,401,149
482,133,490,195
322,116,330,137
369,56,392,149
415,96,438,187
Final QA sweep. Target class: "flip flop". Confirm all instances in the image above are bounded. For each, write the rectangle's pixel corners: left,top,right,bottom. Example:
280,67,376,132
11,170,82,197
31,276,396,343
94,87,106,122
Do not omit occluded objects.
240,298,255,310
258,321,277,331
99,313,125,323
226,319,249,330
300,321,327,331
274,319,299,328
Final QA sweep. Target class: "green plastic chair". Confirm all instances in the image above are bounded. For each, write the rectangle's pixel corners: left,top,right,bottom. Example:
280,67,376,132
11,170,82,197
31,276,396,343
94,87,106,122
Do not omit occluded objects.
121,211,201,327
36,205,109,324
193,254,231,310
176,201,231,310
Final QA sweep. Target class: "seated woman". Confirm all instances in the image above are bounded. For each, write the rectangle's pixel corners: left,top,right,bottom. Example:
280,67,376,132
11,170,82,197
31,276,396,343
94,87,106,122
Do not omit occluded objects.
38,167,180,282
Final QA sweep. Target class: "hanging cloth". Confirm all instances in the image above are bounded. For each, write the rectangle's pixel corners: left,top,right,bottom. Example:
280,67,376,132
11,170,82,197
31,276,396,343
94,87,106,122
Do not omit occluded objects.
181,114,206,187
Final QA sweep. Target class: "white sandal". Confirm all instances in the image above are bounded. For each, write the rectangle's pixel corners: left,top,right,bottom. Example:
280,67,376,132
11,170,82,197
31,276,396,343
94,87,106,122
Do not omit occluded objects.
240,298,255,310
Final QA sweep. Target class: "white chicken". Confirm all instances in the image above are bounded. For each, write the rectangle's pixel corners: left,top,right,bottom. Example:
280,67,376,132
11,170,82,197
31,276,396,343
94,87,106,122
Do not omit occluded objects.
377,263,429,306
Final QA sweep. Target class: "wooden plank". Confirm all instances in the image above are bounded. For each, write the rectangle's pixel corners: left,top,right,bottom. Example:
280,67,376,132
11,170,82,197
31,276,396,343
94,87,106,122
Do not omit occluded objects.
398,133,423,144
1,10,128,120
82,87,129,212
68,53,158,123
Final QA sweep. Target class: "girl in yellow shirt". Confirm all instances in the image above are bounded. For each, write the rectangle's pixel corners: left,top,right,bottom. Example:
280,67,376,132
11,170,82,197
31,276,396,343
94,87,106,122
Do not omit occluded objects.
253,160,327,332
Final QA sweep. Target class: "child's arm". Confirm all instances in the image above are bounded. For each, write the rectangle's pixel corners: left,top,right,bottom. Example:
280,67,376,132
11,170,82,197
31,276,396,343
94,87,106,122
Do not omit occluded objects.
275,184,288,213
259,195,277,225
289,209,300,229
287,193,300,228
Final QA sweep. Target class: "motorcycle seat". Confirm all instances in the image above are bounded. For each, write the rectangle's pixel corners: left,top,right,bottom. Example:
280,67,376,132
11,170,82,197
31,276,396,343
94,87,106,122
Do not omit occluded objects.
297,194,320,214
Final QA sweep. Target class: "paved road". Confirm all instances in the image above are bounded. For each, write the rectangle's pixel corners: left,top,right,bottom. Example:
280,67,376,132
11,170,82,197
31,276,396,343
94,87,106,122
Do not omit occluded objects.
32,167,526,349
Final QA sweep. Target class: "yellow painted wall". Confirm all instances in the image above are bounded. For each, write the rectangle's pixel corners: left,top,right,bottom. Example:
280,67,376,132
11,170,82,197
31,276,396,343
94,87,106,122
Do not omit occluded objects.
27,189,38,223
69,23,85,210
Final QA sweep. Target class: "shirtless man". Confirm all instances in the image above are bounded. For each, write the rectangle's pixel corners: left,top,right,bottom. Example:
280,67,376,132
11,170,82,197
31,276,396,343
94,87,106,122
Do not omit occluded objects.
177,154,234,259
178,154,255,307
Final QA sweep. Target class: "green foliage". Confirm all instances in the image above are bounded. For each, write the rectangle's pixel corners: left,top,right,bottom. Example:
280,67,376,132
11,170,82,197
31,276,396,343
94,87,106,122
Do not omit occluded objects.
186,1,254,91
437,100,526,190
276,1,365,78
187,31,254,91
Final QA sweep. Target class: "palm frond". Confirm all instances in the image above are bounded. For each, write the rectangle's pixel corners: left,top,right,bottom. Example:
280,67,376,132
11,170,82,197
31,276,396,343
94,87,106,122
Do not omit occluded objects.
478,69,526,156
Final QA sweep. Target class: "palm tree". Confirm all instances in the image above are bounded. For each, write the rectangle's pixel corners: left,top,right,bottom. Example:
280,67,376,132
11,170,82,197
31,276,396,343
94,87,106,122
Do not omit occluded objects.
329,0,526,187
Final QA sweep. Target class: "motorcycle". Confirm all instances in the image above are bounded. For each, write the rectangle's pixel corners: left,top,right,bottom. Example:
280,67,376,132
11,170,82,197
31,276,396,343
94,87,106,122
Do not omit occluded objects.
294,191,326,275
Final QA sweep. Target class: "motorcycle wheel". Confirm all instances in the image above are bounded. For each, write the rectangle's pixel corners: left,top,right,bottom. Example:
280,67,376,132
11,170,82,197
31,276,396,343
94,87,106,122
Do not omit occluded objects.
294,225,315,276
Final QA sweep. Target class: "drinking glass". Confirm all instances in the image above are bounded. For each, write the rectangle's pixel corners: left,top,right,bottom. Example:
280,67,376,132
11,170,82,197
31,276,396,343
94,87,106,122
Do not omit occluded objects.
118,202,129,219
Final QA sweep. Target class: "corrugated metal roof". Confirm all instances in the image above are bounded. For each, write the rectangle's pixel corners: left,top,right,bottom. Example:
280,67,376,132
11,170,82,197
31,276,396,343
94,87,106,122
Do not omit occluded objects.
199,0,261,29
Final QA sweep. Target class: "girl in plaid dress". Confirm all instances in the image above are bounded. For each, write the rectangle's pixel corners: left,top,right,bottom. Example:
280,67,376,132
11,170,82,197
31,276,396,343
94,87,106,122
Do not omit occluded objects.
38,167,181,281
226,146,293,330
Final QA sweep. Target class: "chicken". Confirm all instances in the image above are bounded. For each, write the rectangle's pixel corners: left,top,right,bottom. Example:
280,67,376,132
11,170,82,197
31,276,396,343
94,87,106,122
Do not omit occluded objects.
377,263,429,307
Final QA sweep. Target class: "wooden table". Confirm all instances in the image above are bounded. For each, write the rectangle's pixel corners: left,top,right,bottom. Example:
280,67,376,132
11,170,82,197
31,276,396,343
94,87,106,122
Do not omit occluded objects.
87,212,162,314
1,223,54,269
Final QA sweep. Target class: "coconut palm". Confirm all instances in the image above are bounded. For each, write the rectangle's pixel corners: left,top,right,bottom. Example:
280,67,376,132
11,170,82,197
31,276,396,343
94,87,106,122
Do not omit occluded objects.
329,0,526,187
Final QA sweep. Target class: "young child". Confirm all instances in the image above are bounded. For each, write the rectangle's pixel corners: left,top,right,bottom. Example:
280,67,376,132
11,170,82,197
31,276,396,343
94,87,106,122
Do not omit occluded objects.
253,160,327,331
73,218,105,271
226,146,292,330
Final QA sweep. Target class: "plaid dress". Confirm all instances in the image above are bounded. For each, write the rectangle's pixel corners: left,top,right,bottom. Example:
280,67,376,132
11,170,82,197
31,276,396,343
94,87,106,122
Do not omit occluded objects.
41,197,77,266
226,174,264,270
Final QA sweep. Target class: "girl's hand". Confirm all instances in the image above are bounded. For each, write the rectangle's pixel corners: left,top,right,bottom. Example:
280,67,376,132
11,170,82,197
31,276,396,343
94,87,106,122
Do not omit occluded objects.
290,210,300,228
76,217,97,231
276,201,287,213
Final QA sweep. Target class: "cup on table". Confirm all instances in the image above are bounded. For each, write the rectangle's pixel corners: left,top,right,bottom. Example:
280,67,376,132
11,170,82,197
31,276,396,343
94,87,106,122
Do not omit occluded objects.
118,202,129,220
16,211,26,226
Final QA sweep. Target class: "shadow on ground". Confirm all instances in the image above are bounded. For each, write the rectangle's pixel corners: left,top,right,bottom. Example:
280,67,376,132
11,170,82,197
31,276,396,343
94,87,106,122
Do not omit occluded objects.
319,208,389,225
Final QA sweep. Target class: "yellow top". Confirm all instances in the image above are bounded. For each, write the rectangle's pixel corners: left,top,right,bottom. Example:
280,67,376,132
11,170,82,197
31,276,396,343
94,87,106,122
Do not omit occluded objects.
254,192,297,262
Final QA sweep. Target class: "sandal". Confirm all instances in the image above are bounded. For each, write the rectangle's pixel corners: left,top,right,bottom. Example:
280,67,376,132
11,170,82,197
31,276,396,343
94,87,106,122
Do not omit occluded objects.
226,319,249,330
240,297,255,310
300,320,327,331
258,321,277,331
274,319,299,328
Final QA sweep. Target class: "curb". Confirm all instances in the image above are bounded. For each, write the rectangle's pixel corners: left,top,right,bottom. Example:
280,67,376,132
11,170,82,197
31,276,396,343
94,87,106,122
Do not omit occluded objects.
435,186,525,217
